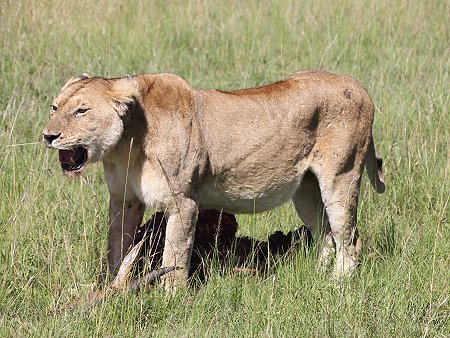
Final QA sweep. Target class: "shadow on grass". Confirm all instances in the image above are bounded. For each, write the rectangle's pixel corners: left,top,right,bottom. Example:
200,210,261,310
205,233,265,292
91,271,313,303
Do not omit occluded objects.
132,209,313,288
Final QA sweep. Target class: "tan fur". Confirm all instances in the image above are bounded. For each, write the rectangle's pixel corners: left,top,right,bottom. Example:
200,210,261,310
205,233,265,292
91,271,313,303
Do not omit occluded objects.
43,70,385,292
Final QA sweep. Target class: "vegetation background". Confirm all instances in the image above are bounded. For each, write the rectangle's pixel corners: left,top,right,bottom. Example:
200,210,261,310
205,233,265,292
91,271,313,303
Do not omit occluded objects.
0,0,448,336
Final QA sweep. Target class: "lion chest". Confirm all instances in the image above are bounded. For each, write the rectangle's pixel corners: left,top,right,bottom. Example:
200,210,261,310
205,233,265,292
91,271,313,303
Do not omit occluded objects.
129,163,173,209
104,160,172,209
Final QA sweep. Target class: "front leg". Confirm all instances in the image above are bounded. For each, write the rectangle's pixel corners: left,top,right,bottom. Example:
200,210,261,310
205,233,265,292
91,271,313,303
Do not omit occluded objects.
108,197,145,276
161,198,198,292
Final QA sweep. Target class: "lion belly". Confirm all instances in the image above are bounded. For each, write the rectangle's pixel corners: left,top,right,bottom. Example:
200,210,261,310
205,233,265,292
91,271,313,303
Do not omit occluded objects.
196,171,304,214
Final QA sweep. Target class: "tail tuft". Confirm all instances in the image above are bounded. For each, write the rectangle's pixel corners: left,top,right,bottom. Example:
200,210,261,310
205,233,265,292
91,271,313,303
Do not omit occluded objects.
375,155,385,193
366,136,385,193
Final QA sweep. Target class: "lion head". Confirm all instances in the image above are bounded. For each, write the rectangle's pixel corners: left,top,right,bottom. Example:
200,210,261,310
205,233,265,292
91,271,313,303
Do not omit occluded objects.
42,74,137,177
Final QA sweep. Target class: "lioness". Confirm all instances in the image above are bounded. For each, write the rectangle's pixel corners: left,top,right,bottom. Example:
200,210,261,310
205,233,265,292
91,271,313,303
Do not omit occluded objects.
42,70,385,291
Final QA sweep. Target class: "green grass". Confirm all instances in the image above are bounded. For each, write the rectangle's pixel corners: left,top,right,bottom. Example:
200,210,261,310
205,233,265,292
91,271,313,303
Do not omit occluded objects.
1,0,448,336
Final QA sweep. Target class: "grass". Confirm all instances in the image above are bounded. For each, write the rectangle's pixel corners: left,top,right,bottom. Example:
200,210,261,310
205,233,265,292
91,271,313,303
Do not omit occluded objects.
0,0,448,336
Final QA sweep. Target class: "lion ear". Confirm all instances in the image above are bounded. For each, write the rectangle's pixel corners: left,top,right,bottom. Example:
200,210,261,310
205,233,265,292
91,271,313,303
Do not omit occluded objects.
61,73,91,91
108,78,138,116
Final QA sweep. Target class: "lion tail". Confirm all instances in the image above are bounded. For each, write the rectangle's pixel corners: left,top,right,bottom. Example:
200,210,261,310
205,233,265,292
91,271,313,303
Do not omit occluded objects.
365,135,385,193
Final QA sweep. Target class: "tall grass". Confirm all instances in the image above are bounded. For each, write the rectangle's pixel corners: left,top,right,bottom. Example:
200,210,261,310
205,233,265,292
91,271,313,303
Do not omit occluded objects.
0,0,448,336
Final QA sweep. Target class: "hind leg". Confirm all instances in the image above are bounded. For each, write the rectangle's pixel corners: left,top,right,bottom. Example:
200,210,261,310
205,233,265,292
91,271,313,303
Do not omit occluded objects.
292,171,335,268
317,170,363,277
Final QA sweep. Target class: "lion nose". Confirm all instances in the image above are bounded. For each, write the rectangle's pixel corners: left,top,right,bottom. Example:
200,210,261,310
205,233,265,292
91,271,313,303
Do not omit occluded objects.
42,132,61,147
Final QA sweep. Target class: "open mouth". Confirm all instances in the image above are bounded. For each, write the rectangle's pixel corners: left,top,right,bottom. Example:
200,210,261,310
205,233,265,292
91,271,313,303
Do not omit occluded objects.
58,147,88,172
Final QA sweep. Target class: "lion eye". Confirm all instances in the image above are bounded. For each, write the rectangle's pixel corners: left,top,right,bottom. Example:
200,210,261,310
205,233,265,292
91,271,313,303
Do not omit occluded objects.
50,104,57,112
74,107,89,117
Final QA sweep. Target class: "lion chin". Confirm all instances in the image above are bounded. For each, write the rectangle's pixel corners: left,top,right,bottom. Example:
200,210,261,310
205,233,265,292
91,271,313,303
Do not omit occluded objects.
62,167,85,178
